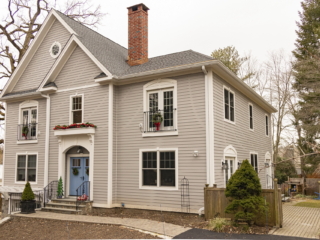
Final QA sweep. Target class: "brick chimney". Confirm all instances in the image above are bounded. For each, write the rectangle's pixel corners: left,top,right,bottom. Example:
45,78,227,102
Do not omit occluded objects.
127,3,149,66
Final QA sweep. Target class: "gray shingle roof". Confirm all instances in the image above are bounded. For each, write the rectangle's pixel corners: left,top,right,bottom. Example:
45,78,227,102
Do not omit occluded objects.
3,88,38,97
55,11,213,77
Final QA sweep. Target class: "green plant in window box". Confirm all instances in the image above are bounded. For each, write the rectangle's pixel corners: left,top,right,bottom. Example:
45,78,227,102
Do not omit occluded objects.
152,112,163,131
73,168,79,176
20,181,36,214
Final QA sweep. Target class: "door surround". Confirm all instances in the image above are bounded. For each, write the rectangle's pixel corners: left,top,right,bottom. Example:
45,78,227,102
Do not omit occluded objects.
56,133,94,200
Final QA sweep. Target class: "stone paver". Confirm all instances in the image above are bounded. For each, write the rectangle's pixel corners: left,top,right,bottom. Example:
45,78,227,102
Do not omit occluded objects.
13,211,191,238
272,204,320,239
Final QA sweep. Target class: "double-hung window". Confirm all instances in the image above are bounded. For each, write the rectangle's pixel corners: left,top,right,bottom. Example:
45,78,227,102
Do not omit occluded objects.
16,154,37,182
250,153,258,173
70,95,83,124
141,149,177,189
249,104,253,130
224,88,235,122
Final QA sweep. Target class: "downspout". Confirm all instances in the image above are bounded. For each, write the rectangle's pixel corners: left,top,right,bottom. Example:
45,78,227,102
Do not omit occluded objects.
107,83,113,207
41,94,50,187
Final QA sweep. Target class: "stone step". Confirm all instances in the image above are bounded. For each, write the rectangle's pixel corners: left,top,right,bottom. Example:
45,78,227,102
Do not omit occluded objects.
45,202,86,210
50,198,87,205
41,207,83,215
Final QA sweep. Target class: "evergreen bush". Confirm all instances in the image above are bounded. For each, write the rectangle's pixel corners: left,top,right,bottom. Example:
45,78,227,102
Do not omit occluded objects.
21,181,35,201
57,176,64,197
225,159,266,224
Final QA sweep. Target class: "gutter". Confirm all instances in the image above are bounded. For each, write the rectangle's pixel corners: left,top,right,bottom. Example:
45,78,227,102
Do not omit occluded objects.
41,94,51,187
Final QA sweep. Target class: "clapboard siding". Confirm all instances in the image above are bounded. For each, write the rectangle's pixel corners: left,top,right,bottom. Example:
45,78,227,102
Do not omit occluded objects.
54,46,101,90
48,46,109,204
4,99,46,188
213,73,272,188
114,73,207,211
12,20,71,92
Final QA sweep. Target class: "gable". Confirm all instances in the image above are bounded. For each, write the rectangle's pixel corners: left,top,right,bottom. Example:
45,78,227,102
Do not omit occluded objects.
11,20,71,93
54,46,101,90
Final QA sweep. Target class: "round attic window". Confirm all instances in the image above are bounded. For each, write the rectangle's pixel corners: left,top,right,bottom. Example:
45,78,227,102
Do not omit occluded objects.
49,42,61,58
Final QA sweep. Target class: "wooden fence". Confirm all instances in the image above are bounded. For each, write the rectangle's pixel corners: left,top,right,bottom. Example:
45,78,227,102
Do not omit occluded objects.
306,178,320,195
204,179,283,227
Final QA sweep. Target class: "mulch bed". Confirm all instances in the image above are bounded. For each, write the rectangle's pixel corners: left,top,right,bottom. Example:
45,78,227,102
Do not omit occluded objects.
0,217,159,239
89,208,271,234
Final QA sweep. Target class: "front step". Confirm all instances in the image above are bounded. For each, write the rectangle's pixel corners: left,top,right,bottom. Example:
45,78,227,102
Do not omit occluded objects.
42,198,91,215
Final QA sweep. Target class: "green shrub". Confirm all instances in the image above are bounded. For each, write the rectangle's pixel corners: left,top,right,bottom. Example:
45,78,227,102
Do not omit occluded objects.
225,159,266,224
57,177,64,197
208,218,230,232
21,182,35,201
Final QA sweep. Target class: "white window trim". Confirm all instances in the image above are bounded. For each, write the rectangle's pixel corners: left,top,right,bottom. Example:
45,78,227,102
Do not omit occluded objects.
223,145,238,187
15,152,38,185
223,86,236,124
139,148,179,191
18,100,39,144
248,103,254,131
250,151,259,173
69,93,84,124
265,114,269,137
49,41,62,58
142,79,178,137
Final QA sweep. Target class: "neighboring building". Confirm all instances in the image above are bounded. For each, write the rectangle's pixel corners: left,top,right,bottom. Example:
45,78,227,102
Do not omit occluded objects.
279,145,301,175
0,4,276,213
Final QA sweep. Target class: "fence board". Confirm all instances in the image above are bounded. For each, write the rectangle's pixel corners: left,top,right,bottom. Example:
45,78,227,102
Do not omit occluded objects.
204,187,282,227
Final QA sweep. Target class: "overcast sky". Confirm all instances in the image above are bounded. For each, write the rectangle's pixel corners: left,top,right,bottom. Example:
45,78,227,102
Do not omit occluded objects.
98,0,302,63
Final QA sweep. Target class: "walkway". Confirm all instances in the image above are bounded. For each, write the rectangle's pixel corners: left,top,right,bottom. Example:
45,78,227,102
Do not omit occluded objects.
13,211,191,238
272,204,320,239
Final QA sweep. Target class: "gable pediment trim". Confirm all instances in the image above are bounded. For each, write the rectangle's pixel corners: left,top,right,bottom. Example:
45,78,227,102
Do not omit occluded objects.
0,9,77,99
37,35,113,92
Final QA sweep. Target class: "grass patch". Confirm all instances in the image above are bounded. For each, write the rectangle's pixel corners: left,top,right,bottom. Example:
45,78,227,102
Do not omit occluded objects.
294,200,320,208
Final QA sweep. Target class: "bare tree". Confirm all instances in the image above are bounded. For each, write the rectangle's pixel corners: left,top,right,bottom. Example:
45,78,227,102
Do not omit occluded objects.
0,0,105,80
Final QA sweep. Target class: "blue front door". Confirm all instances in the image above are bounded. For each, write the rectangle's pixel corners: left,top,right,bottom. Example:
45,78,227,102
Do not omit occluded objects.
70,157,89,196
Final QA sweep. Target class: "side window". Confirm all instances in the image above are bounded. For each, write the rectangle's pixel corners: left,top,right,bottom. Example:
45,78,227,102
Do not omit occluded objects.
16,154,37,182
224,88,235,122
71,95,83,124
224,157,235,186
249,104,253,130
250,153,258,173
265,115,269,136
18,100,38,141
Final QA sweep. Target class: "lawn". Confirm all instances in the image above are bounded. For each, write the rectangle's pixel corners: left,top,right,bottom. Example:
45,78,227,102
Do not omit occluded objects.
294,199,320,208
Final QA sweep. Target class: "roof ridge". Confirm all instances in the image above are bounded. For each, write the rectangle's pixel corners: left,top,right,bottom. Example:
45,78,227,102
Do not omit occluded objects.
55,10,128,51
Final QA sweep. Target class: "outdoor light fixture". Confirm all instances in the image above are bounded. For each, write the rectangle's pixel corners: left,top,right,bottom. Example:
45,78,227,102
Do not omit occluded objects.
77,146,83,154
221,161,228,170
265,162,270,168
193,151,199,157
238,161,242,168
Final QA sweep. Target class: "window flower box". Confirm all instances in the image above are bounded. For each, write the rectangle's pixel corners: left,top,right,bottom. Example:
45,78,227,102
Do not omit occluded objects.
53,122,97,130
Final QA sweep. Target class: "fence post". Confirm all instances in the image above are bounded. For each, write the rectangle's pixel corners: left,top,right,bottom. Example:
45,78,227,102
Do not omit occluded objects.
274,178,280,228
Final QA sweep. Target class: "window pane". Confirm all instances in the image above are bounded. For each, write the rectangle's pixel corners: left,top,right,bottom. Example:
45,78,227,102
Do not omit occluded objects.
230,160,233,175
73,97,82,110
224,89,229,105
17,169,25,181
164,91,173,127
86,158,89,167
266,116,269,135
27,169,36,182
143,170,157,186
18,156,26,167
23,110,29,125
160,151,175,169
230,93,234,107
230,106,234,121
73,159,81,167
160,170,175,186
251,154,254,166
31,109,37,123
73,110,82,123
28,155,37,168
143,152,157,169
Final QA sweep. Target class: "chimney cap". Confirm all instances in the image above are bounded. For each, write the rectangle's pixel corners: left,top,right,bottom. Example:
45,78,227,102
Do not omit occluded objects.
127,3,149,11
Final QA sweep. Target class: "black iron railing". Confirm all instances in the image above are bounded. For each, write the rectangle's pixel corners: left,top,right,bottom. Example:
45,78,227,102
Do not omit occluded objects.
76,181,90,210
9,190,43,213
43,180,58,207
143,109,177,133
17,123,38,141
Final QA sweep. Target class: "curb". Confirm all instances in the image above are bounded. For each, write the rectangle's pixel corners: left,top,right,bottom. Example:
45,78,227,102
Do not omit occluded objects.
0,217,10,225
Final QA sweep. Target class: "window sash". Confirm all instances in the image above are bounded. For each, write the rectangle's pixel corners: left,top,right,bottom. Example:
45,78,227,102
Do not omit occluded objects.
17,155,37,182
71,96,83,123
224,89,234,122
250,154,258,173
266,115,269,136
249,105,253,129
